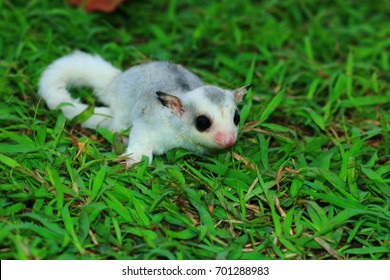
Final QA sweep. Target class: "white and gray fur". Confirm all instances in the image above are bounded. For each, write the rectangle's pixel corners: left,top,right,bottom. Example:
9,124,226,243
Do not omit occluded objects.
38,51,252,166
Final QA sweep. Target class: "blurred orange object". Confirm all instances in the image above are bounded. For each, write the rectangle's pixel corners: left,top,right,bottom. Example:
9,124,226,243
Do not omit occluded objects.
67,0,124,12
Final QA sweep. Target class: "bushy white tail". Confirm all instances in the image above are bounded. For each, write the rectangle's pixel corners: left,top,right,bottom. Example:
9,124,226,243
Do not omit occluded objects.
38,51,121,129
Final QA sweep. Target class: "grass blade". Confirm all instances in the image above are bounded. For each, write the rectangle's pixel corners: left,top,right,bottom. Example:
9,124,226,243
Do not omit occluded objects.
46,165,64,211
0,153,20,168
259,86,285,125
90,165,107,201
239,56,256,128
62,204,85,254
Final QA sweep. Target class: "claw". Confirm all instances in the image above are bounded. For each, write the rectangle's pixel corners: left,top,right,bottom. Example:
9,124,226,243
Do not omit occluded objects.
115,151,151,168
125,158,137,169
114,154,133,169
115,154,141,169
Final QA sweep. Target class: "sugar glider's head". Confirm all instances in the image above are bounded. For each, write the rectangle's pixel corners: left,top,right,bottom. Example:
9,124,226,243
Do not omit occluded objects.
156,84,252,152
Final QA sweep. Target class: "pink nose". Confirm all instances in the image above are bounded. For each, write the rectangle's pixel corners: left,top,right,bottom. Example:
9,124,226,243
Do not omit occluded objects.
214,132,236,147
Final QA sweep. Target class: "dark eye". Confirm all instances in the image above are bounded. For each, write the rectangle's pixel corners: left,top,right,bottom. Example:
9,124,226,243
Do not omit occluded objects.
234,110,240,125
195,115,211,132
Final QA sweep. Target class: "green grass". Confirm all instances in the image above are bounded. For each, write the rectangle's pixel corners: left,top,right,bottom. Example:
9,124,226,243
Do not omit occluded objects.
0,0,389,260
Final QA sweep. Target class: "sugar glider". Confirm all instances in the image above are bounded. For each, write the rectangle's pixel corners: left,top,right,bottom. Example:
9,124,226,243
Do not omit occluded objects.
38,51,252,167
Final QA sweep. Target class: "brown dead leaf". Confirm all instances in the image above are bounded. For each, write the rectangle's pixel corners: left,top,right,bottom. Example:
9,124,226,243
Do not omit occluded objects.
208,204,214,214
231,152,256,170
67,0,124,12
275,166,302,189
274,196,286,218
73,139,88,160
241,121,260,133
275,166,283,190
304,233,343,260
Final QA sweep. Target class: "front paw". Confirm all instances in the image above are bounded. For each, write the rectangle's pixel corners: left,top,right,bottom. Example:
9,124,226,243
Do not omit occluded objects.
125,157,138,169
115,154,140,169
115,152,152,168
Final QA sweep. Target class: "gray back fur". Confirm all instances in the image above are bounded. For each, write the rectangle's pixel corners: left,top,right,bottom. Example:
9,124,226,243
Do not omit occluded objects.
107,61,204,127
117,61,203,96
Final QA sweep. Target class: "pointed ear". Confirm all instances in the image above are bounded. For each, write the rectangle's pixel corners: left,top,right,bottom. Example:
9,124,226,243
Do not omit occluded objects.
232,84,253,102
156,91,185,117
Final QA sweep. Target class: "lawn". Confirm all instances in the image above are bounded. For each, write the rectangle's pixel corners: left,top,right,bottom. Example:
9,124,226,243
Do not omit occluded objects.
0,0,389,260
